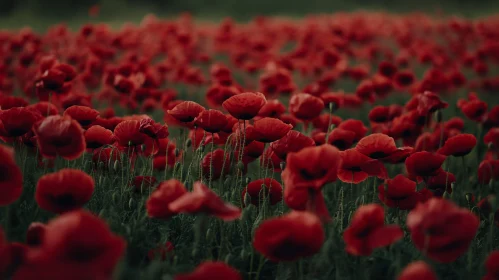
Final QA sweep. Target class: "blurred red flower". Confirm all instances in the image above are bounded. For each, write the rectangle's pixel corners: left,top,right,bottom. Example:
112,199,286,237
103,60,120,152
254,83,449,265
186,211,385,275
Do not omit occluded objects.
35,169,94,214
407,198,479,263
252,117,292,143
175,261,242,280
168,181,241,221
343,204,403,256
34,115,86,160
222,92,266,120
253,211,325,262
405,151,446,178
242,178,283,206
437,133,476,157
378,175,432,210
0,144,23,206
397,261,437,280
13,211,125,280
146,179,187,220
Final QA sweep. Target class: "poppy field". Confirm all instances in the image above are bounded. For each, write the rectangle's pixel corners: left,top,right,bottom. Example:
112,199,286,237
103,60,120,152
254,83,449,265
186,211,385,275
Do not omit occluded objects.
1,12,499,280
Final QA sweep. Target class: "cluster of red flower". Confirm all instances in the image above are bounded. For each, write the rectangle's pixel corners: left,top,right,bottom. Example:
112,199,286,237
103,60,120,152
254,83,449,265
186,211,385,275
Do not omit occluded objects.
1,12,499,280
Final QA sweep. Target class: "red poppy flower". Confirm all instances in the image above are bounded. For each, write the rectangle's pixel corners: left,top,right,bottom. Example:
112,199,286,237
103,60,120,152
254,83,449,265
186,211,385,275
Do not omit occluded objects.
253,211,325,262
477,196,499,227
397,261,437,280
425,170,455,197
206,84,239,107
483,251,499,280
34,115,86,160
92,147,121,169
253,117,292,143
444,117,465,131
146,179,187,220
312,114,343,132
417,91,448,115
131,176,157,192
26,222,46,247
169,181,241,221
93,116,123,131
406,198,479,263
222,92,267,120
0,107,43,138
320,92,344,109
319,128,356,150
484,128,499,150
0,144,23,206
27,102,59,116
356,133,413,163
337,119,367,142
478,160,499,184
460,99,488,122
167,101,205,123
63,106,99,128
405,151,446,178
35,169,95,214
368,105,403,124
194,109,228,133
279,113,299,128
84,125,114,150
147,241,174,261
378,61,397,78
393,70,416,88
201,149,230,180
13,210,126,280
378,175,432,210
355,80,375,103
114,120,147,148
175,261,242,280
437,133,476,157
338,149,387,183
270,130,315,160
289,93,324,121
138,118,169,139
242,178,283,206
258,99,286,118
282,144,341,190
343,204,403,256
0,96,28,109
484,105,499,128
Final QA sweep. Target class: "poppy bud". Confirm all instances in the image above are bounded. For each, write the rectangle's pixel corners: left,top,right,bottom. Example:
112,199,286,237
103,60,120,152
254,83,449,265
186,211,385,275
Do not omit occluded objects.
113,160,119,171
185,138,192,148
244,192,251,206
174,148,180,157
465,193,473,203
237,161,245,171
224,177,232,187
224,253,232,264
435,110,443,123
240,249,247,260
488,196,498,212
329,102,336,112
280,161,286,170
206,228,213,241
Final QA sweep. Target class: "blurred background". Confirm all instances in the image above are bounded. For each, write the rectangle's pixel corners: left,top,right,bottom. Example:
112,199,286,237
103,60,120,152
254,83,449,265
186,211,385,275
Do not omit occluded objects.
1,0,498,30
